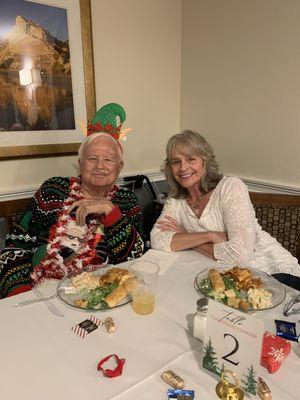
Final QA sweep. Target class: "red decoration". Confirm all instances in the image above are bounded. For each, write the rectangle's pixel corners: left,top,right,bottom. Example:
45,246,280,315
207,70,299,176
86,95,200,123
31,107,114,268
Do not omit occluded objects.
260,331,291,373
97,354,125,378
87,122,121,138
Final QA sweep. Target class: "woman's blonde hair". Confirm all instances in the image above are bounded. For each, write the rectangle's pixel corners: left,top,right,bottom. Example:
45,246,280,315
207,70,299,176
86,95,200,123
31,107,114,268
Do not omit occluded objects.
163,129,223,198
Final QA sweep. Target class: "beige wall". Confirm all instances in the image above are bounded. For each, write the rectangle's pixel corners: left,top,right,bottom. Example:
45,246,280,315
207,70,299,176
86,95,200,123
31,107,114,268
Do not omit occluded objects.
181,0,300,189
0,0,181,196
91,0,181,176
2,0,300,197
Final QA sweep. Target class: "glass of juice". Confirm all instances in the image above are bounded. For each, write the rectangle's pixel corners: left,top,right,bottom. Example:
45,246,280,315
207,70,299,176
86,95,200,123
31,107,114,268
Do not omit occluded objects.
129,260,160,315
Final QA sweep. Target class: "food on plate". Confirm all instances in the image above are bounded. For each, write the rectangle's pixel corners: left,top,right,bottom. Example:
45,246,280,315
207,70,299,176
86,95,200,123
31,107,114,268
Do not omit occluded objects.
70,268,136,310
199,266,272,310
105,277,137,308
208,269,225,293
71,271,100,291
247,288,272,309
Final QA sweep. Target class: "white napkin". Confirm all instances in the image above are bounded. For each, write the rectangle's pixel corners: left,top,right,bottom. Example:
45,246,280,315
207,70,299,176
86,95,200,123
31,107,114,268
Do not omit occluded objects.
139,249,179,275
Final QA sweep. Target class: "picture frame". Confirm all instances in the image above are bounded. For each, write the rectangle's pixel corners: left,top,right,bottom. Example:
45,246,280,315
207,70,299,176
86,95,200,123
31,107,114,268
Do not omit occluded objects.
0,0,96,160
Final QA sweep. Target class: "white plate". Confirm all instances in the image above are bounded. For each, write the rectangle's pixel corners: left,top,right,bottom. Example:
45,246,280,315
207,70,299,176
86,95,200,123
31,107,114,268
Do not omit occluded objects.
195,266,286,312
57,267,132,311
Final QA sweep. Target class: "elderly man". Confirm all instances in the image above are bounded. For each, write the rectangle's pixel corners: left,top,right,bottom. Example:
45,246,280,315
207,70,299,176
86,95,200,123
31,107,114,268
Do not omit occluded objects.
0,104,144,298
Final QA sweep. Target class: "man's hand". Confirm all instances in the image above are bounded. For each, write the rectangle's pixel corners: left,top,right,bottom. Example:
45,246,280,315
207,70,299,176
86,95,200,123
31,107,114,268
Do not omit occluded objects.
69,199,114,226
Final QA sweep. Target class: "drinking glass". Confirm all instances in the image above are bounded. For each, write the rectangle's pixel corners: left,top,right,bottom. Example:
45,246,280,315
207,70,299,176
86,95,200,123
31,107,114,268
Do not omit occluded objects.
129,260,159,315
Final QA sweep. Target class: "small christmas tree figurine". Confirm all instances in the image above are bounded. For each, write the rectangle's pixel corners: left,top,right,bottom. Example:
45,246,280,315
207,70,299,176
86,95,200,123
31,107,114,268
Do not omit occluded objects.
241,364,257,395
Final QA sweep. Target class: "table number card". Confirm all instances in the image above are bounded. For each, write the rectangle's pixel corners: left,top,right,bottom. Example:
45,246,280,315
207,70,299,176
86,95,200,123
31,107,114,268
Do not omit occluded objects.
202,300,264,396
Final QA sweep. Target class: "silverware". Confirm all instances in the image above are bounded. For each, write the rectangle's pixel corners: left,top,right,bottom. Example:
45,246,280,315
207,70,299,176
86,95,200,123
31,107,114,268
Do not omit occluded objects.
283,293,300,316
33,287,65,317
14,292,56,307
14,288,65,317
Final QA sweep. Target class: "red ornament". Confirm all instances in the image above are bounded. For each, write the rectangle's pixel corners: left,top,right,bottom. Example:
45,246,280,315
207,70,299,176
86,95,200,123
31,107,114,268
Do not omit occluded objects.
260,331,291,373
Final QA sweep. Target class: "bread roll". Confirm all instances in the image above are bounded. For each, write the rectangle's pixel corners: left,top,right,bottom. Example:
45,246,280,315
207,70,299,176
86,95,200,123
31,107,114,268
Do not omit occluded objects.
99,268,132,285
105,277,137,308
208,269,225,293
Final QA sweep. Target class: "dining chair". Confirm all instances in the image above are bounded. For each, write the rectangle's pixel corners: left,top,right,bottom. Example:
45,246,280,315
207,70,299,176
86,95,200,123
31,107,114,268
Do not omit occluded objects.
249,192,300,263
0,198,31,235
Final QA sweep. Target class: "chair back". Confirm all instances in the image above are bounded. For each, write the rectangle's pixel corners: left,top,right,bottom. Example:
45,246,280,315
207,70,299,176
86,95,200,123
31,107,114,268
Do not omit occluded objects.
249,192,300,263
0,198,31,233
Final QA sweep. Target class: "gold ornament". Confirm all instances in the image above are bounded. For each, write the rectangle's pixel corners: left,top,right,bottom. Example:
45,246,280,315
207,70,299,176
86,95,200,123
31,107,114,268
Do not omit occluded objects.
216,370,244,400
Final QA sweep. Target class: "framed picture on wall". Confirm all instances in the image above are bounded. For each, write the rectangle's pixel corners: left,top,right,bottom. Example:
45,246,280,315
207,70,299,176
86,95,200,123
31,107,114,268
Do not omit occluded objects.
0,0,95,159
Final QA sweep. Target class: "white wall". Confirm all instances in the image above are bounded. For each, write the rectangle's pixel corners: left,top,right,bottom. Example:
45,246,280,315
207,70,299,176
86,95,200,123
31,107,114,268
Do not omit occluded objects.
0,0,181,197
181,0,300,189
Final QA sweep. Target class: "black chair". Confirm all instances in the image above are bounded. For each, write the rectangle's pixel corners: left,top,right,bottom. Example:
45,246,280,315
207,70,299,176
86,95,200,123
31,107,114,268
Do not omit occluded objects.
122,175,164,243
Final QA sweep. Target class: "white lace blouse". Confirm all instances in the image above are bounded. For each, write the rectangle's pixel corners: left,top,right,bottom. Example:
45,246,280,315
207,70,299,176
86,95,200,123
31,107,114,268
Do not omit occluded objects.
150,176,300,277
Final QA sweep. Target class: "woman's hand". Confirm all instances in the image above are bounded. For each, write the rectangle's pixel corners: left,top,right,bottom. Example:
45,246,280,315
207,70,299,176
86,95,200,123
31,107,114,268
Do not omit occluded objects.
194,243,216,259
69,199,114,226
156,216,185,233
209,231,228,244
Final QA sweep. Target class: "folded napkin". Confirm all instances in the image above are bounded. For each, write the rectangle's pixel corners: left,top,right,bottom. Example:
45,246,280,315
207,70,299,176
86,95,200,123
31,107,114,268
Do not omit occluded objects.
139,249,179,275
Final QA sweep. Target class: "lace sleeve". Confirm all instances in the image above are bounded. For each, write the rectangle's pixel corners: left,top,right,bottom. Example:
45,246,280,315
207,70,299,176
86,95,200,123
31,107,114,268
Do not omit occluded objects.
150,198,177,252
214,177,256,266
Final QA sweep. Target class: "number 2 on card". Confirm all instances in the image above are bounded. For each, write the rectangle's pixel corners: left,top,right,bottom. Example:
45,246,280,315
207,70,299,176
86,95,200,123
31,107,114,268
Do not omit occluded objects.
222,333,240,366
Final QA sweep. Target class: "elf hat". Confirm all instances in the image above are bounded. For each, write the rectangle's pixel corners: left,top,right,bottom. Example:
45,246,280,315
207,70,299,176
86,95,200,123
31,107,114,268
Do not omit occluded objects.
87,103,131,140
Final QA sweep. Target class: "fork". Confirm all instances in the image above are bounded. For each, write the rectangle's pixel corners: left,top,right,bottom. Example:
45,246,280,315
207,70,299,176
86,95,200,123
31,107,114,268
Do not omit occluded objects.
14,289,65,317
32,287,65,317
14,291,57,307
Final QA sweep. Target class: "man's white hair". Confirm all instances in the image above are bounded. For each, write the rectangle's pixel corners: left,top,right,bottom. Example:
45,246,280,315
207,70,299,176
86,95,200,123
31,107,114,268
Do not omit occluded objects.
78,132,123,161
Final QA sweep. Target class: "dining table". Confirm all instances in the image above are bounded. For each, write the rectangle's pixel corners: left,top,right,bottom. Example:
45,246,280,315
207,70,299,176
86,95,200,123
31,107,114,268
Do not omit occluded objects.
1,249,299,400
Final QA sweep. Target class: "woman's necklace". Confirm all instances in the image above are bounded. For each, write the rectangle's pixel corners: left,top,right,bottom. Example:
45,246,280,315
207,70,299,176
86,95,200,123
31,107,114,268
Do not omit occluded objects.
186,194,205,211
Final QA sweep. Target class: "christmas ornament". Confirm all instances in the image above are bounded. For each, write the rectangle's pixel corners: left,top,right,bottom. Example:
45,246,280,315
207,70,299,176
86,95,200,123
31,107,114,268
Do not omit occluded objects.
215,370,244,400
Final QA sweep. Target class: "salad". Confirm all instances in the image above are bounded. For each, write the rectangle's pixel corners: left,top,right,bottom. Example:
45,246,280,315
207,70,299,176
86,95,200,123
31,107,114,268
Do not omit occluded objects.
199,267,272,310
74,282,118,310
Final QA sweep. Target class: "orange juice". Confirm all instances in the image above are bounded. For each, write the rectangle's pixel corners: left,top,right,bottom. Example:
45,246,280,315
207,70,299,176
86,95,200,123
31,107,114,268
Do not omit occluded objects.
131,292,155,315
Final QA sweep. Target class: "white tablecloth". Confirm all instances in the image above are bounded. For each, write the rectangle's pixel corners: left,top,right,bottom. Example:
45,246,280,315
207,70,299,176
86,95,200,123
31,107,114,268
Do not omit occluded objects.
1,250,299,400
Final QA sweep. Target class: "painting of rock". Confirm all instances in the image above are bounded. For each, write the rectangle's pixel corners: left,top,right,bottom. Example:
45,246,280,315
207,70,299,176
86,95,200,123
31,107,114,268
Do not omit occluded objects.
0,0,75,131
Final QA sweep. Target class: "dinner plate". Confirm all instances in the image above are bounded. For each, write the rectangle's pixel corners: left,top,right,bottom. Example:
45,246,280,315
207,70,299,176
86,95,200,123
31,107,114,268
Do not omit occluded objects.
195,266,286,312
57,267,132,311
